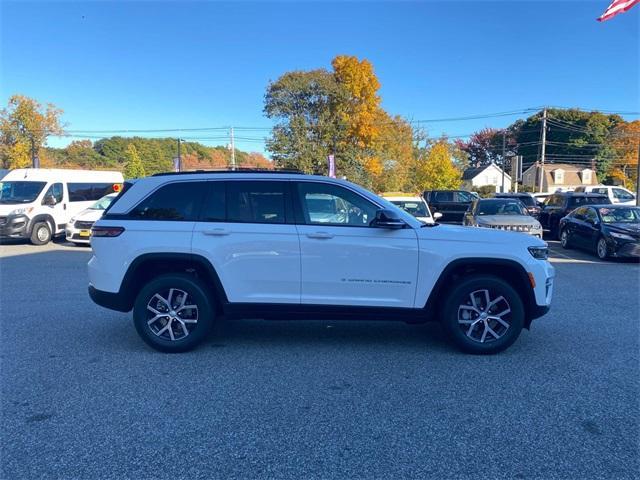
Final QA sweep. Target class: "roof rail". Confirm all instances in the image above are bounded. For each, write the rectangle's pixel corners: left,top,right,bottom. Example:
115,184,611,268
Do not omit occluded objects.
152,168,305,177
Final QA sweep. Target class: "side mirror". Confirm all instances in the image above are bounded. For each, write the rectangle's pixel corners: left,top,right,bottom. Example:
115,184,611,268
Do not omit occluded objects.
371,209,406,229
433,212,443,220
43,195,57,206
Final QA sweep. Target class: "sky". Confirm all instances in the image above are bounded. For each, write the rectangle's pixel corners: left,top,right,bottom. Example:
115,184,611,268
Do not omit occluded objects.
1,0,638,155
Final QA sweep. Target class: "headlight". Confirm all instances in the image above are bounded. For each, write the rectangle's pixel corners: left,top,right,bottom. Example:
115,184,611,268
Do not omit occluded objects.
528,246,549,260
9,207,34,216
610,232,635,241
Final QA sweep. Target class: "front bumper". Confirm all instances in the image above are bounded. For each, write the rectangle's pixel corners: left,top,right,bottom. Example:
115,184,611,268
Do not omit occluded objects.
611,240,640,258
0,214,29,239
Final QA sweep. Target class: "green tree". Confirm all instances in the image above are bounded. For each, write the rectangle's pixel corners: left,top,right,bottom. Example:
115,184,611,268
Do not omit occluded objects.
414,142,462,190
0,94,65,169
265,69,349,176
123,144,146,179
510,108,623,178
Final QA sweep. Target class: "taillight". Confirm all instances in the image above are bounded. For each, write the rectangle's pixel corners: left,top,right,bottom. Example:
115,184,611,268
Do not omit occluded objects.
91,226,125,237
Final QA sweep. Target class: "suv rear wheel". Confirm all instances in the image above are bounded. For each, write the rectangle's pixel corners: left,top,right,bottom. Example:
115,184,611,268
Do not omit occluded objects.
440,275,525,354
133,274,214,352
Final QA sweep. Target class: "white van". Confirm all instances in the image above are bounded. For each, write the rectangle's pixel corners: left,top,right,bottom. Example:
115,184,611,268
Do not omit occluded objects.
575,185,636,206
0,168,124,245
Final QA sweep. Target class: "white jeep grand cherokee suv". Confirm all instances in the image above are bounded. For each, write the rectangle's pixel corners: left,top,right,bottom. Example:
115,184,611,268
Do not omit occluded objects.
88,171,555,354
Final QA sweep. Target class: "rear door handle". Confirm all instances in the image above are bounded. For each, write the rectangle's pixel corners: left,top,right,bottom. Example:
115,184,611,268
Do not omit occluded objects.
307,232,334,239
203,228,230,236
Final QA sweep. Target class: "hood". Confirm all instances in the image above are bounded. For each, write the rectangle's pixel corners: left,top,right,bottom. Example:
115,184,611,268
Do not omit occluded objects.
475,215,540,227
72,208,105,222
604,223,640,237
0,203,35,216
419,223,546,247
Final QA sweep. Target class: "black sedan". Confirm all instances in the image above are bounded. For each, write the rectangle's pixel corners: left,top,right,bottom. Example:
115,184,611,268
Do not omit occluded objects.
559,205,640,259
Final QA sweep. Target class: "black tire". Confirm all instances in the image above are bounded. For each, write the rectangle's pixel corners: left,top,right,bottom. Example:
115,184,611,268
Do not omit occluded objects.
133,273,215,353
30,221,52,245
440,275,525,355
552,219,562,241
560,228,572,249
596,237,609,260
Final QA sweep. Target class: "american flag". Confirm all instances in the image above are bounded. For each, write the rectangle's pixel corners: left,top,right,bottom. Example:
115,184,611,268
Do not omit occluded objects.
597,0,640,21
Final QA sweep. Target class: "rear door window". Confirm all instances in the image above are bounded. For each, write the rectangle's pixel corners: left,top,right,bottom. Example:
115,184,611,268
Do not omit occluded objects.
226,181,288,224
434,191,454,202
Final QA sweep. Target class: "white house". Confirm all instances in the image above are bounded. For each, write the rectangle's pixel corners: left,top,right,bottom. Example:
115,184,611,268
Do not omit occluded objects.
522,163,598,193
461,163,512,193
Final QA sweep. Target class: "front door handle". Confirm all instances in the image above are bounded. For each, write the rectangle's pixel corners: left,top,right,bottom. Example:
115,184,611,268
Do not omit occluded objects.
203,228,230,236
307,232,334,239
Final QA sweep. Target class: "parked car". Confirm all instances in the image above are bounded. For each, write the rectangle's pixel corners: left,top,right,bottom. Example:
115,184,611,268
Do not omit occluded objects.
382,194,441,224
538,192,610,239
423,189,475,224
532,193,551,206
559,205,640,259
0,168,123,245
88,171,554,355
66,193,118,245
494,192,541,219
574,185,636,206
463,198,543,238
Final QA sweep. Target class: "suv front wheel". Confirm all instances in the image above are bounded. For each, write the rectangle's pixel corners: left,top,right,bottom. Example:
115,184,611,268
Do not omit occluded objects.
133,274,214,352
441,275,525,354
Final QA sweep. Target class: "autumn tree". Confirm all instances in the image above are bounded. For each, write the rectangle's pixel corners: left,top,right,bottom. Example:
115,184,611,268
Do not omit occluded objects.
455,128,511,167
123,144,146,179
414,141,462,190
332,55,382,149
604,120,640,187
0,94,65,169
265,56,419,188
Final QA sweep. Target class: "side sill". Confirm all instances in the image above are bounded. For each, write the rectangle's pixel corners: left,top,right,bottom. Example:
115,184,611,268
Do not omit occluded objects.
221,303,431,323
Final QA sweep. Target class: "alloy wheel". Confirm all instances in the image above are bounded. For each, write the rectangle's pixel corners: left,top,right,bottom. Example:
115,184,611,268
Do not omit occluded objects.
146,288,198,341
560,230,569,248
597,239,608,259
457,289,511,343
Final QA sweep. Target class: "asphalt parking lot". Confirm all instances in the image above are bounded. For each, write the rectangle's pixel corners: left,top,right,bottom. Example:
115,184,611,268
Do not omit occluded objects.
1,238,639,479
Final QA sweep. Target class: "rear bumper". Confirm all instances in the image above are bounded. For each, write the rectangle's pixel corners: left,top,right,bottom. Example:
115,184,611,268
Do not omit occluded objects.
88,285,131,312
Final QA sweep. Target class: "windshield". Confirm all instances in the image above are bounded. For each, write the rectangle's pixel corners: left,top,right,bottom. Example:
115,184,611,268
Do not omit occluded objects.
477,200,526,216
569,196,607,208
0,181,47,204
390,200,429,218
90,194,117,210
500,195,535,207
598,207,640,224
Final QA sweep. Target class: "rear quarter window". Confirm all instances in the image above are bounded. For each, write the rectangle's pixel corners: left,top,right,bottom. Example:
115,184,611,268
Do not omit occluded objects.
128,181,208,221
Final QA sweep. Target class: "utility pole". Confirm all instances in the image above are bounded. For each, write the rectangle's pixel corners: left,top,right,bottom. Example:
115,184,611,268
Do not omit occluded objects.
230,127,236,170
30,137,40,168
636,140,640,206
501,131,506,193
177,138,182,172
538,108,547,193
